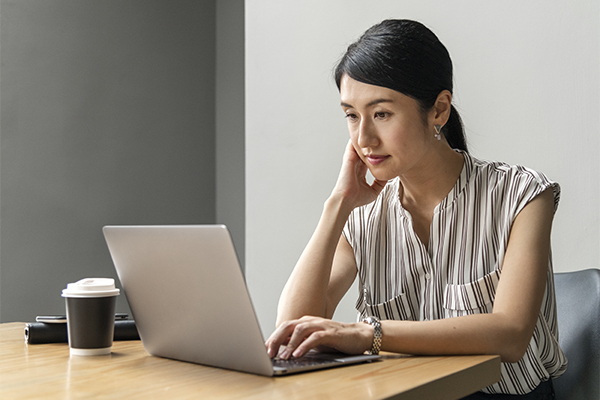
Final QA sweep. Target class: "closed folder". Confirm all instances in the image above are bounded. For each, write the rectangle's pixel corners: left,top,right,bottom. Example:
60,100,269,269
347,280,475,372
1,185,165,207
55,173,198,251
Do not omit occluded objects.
25,320,140,344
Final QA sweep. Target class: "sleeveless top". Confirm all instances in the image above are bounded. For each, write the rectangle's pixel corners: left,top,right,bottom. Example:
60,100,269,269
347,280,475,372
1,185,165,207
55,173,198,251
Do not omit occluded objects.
342,151,567,395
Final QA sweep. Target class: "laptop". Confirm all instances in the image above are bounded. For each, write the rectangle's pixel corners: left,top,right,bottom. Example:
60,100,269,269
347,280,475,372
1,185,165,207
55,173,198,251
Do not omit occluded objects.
103,225,380,376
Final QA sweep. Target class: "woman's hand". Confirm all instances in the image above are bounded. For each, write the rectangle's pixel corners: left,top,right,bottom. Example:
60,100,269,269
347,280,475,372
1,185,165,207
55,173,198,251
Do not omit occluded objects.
330,140,388,212
265,316,373,359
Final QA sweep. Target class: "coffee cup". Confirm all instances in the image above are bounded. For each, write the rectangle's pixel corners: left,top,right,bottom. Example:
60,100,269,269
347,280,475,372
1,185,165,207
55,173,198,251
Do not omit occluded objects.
61,278,120,356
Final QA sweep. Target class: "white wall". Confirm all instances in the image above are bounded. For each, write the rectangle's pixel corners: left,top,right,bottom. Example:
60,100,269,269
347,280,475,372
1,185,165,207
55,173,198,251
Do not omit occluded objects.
246,0,600,336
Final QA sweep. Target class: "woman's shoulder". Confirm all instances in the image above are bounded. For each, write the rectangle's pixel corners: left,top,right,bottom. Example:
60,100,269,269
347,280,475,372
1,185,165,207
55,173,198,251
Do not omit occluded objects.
465,152,560,209
467,152,556,188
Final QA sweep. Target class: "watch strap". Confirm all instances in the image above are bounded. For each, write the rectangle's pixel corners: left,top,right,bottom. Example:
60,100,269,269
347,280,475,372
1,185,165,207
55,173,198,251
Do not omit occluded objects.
362,316,382,355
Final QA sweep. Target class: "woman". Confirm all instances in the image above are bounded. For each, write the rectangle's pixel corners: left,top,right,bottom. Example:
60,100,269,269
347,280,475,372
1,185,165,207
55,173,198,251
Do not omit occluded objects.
265,19,566,398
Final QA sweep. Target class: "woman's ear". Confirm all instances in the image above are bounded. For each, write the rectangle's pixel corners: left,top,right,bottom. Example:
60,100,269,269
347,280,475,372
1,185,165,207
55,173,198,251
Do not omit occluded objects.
431,90,453,127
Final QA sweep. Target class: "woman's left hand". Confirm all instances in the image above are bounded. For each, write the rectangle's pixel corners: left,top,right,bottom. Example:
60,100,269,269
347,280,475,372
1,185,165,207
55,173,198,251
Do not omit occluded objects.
265,316,373,359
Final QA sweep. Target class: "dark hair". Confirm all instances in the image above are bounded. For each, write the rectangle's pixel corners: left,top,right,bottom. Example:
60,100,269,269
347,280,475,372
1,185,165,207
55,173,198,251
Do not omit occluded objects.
334,19,467,152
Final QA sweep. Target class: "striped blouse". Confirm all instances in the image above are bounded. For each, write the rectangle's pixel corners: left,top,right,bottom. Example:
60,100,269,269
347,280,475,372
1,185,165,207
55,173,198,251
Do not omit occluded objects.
342,151,567,395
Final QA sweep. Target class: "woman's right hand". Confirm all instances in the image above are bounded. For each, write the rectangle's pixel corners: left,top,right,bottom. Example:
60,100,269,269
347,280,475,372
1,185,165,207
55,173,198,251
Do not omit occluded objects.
330,140,388,212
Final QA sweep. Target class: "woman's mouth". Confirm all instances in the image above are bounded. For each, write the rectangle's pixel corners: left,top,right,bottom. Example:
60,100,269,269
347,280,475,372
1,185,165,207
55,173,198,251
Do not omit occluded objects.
366,154,389,165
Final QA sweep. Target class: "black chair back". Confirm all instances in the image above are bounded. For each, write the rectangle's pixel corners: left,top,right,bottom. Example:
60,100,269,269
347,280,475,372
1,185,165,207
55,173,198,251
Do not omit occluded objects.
554,269,600,400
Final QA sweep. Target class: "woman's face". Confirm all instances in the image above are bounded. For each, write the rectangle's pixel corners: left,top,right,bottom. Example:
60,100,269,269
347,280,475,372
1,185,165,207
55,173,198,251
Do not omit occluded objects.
339,75,433,181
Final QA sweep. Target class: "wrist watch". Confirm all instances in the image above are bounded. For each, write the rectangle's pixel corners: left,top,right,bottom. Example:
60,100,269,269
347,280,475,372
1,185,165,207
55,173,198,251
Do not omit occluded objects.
362,316,382,355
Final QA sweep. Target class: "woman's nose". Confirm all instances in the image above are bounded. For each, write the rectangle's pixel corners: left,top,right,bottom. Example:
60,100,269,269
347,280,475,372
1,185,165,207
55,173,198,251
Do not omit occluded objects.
357,120,379,148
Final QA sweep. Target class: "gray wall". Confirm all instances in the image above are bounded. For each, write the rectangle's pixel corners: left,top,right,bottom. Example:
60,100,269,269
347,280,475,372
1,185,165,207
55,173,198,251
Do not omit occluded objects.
216,0,245,268
0,0,233,322
246,0,600,336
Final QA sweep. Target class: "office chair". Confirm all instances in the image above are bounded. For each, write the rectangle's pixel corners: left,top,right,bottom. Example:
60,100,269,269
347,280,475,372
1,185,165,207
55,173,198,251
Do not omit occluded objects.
553,268,600,400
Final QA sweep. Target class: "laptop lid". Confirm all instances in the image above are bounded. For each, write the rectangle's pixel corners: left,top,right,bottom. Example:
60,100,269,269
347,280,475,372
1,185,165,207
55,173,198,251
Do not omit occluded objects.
103,225,276,376
103,225,379,376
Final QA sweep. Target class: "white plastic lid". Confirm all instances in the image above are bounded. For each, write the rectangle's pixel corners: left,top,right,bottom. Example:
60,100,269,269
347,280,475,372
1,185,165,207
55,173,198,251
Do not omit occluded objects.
61,278,120,298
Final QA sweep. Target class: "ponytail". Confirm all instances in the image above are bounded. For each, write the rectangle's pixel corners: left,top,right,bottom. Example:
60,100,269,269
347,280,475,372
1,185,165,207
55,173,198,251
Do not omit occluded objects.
443,105,467,152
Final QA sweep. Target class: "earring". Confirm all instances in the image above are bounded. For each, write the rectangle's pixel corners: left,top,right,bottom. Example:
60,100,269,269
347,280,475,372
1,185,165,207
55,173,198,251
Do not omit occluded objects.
434,125,442,141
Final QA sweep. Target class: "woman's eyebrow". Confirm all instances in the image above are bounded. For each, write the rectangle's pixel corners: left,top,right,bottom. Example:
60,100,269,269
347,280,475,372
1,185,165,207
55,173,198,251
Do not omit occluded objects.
340,98,394,108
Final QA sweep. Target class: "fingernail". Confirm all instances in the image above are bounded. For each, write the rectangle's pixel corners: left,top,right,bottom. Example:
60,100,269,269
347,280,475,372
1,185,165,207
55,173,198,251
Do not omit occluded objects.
292,349,302,358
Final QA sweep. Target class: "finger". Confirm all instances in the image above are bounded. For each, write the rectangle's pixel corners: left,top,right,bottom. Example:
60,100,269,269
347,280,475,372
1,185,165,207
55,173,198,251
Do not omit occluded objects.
280,319,323,359
293,321,370,358
344,139,358,159
353,154,369,177
292,330,332,358
265,321,297,358
266,330,292,357
344,141,366,171
266,336,291,358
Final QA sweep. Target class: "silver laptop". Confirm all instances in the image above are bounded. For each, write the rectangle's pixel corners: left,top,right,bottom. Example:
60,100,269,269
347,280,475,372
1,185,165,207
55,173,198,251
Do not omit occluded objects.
103,225,379,376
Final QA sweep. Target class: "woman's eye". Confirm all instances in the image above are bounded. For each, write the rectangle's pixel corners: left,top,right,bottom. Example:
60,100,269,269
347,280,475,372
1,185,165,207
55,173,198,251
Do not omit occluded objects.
345,113,358,122
375,112,388,119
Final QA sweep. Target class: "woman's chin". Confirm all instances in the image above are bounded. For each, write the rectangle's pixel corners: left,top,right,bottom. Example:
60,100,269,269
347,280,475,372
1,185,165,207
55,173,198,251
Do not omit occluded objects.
368,169,396,183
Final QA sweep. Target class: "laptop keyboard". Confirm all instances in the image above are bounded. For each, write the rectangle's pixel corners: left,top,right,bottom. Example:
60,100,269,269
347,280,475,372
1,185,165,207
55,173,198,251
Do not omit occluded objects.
271,352,380,374
272,356,336,369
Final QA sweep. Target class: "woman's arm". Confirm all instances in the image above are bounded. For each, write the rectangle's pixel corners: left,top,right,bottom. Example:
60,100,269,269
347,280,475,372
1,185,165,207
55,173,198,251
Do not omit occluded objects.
275,200,357,325
266,141,387,357
268,227,368,359
275,140,387,325
269,187,555,362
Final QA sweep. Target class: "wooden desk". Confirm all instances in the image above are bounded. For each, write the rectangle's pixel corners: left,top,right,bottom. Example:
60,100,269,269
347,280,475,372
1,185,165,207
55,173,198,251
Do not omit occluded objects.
0,322,500,399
